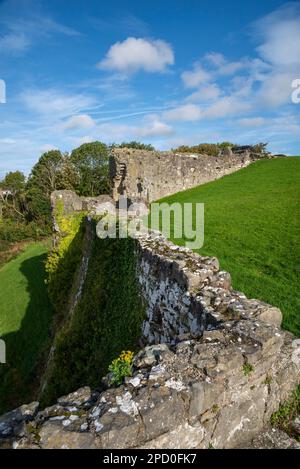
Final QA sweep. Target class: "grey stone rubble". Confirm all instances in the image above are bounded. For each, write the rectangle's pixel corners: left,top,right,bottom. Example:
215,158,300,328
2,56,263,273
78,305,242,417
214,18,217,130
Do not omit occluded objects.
0,232,299,449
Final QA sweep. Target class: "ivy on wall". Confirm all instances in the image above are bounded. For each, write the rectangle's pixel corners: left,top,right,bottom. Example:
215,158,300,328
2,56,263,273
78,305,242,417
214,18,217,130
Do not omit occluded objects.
45,199,87,319
41,220,145,406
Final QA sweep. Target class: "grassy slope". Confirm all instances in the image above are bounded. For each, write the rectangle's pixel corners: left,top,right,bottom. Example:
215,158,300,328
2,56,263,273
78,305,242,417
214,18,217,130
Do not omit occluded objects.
158,157,300,336
0,242,53,413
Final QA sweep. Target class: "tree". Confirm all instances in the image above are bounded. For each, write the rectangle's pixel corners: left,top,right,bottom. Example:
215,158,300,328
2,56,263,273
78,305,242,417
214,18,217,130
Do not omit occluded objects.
0,171,26,219
56,155,79,191
26,150,64,198
25,150,65,224
70,142,110,196
1,171,25,195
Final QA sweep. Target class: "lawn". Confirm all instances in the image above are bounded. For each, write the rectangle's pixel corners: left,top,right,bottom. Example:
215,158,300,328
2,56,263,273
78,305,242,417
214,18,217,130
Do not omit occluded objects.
0,242,53,413
156,157,300,337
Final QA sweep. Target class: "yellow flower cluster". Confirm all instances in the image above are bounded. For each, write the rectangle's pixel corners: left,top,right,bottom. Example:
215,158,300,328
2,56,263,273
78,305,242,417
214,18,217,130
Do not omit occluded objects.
116,350,134,365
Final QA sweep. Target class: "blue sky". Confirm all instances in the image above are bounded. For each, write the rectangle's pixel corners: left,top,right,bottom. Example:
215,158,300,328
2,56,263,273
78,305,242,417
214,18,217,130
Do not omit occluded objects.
0,0,299,177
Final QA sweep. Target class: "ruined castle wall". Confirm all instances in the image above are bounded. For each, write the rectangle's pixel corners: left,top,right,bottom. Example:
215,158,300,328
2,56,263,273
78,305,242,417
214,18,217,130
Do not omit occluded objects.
1,193,299,449
110,149,254,202
1,231,299,449
135,231,283,345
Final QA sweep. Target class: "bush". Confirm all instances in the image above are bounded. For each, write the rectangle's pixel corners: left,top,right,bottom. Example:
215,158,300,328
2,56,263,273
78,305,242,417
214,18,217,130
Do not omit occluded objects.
172,142,237,156
115,141,155,151
0,219,50,243
173,143,220,156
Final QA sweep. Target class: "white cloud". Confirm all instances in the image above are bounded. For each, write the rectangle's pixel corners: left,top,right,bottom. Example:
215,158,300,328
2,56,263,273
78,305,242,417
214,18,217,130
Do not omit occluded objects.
98,37,174,73
61,114,95,131
202,96,251,119
67,115,173,144
163,104,202,121
181,65,211,88
256,71,297,107
204,52,226,67
254,3,300,67
248,3,300,108
185,84,221,102
217,61,245,76
136,118,173,137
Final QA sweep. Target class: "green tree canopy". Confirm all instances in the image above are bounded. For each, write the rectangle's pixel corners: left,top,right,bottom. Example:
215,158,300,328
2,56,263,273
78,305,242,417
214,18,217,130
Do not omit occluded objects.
70,141,110,196
0,171,26,220
0,171,26,195
26,150,64,198
25,150,66,224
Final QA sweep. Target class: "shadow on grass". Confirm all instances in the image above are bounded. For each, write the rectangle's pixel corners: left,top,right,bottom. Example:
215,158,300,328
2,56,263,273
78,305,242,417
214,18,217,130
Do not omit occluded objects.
0,251,53,414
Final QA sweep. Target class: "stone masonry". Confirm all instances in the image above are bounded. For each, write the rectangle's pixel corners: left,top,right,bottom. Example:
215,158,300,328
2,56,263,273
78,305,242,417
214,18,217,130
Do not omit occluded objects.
110,148,259,202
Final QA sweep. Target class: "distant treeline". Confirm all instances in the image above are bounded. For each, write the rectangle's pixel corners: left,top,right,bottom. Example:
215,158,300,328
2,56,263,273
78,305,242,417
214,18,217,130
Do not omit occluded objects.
172,142,269,157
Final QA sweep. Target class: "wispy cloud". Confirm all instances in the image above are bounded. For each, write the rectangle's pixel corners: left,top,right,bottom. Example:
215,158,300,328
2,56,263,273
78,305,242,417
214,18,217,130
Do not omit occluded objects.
0,0,81,54
21,89,95,117
90,12,149,36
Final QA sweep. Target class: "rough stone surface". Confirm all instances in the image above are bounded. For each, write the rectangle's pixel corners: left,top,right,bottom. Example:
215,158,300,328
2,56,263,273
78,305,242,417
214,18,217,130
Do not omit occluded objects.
240,428,300,449
1,313,299,449
51,190,114,216
135,231,284,345
110,148,261,203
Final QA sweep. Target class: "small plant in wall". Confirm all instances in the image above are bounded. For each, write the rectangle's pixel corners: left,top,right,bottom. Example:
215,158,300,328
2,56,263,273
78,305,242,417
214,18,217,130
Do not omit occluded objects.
243,362,254,376
108,350,134,385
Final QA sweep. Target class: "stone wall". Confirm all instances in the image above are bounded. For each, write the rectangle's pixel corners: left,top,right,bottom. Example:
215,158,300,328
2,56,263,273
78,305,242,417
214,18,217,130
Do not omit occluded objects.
1,230,299,449
50,190,114,215
110,148,257,202
135,232,283,345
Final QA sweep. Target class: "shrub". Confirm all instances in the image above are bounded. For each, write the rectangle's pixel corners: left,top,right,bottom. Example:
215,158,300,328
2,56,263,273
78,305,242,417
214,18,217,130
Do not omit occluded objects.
172,143,220,156
0,219,49,242
172,142,238,156
116,141,155,151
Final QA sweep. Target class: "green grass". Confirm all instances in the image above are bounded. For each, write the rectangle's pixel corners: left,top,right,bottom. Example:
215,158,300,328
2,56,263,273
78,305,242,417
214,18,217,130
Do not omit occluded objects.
156,157,300,336
0,241,53,413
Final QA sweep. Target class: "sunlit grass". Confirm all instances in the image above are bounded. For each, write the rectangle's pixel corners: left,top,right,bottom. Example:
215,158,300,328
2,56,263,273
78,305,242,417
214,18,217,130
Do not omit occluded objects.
156,157,300,336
